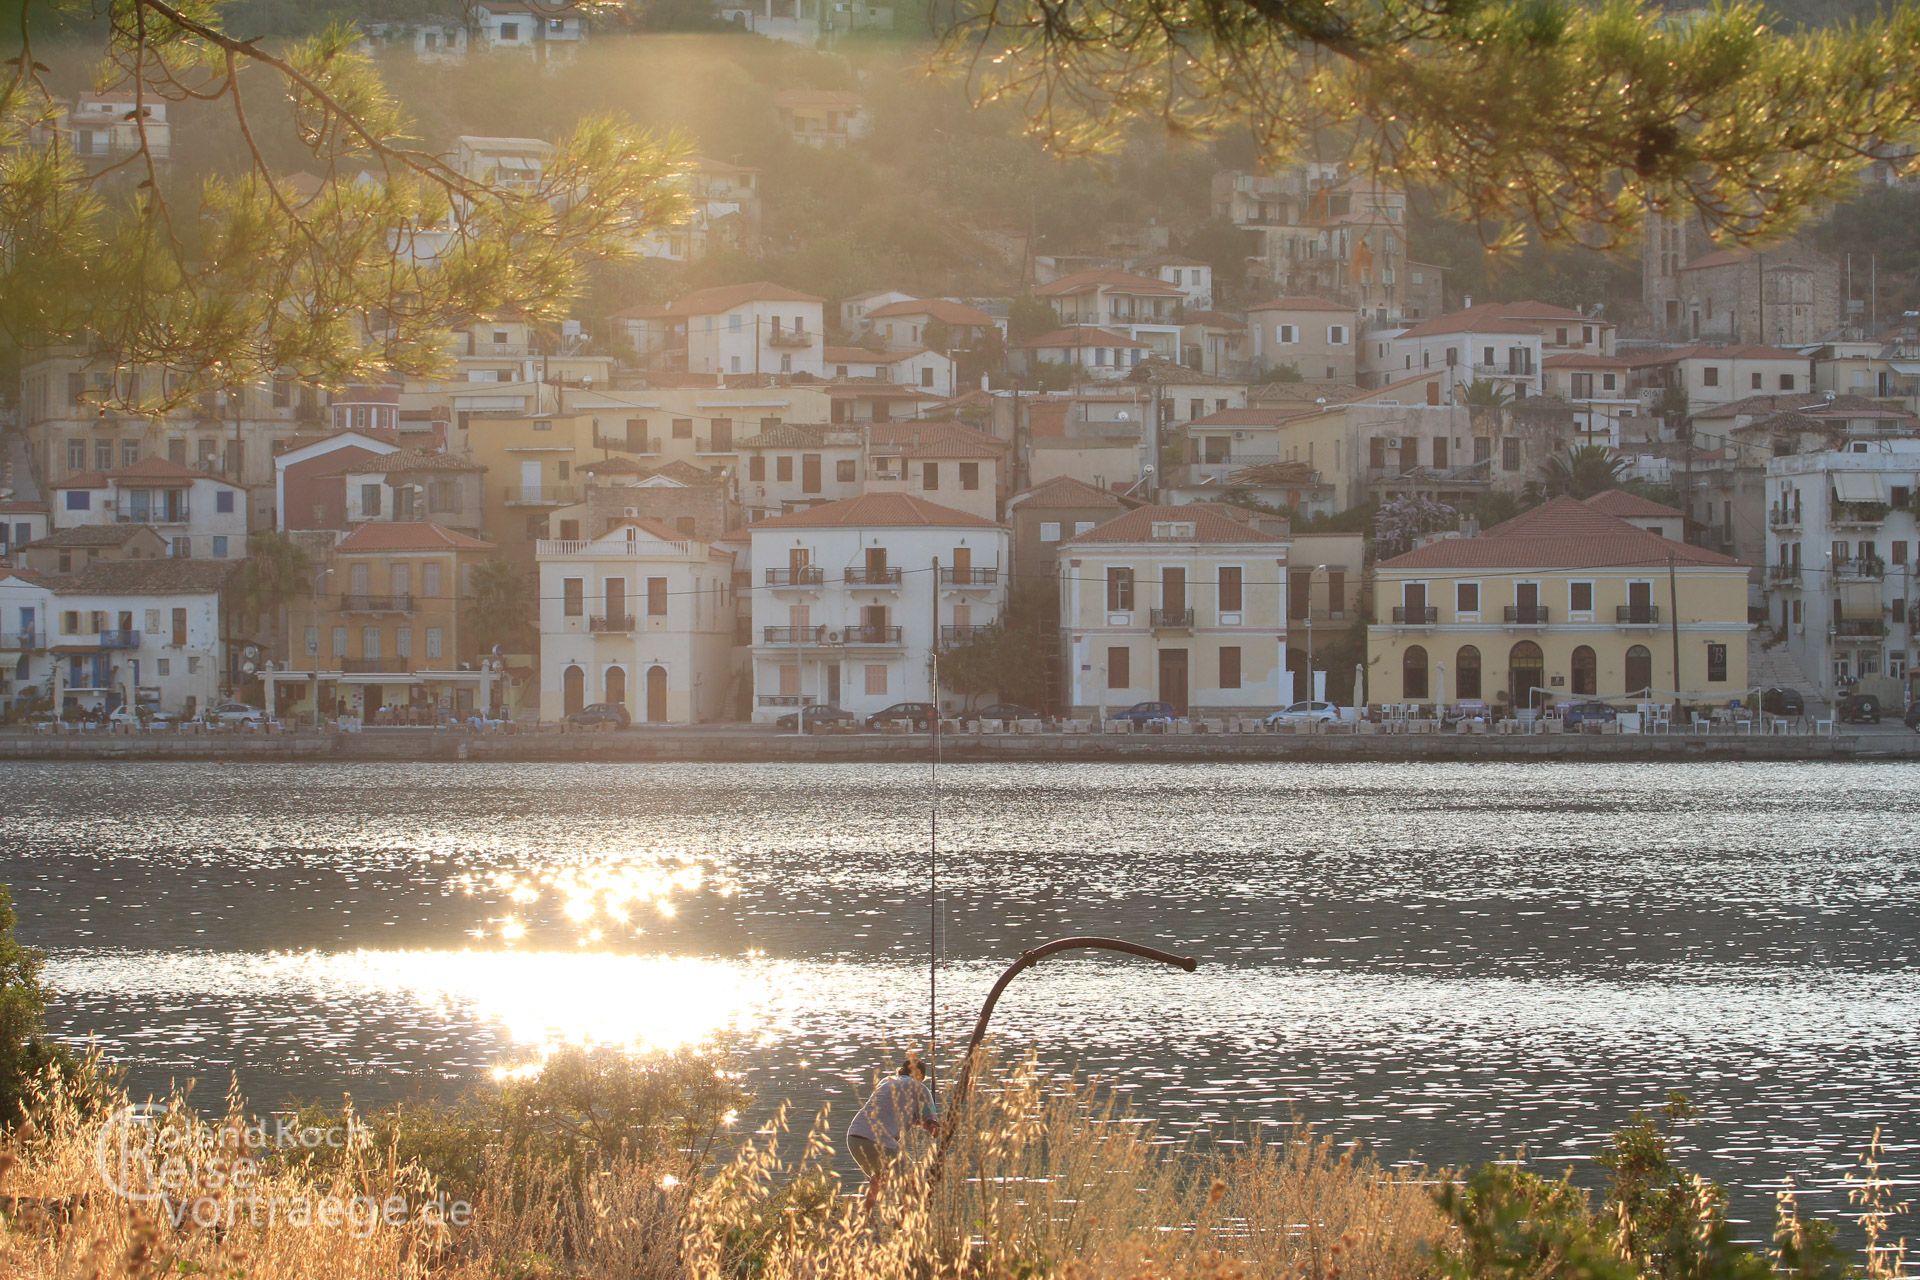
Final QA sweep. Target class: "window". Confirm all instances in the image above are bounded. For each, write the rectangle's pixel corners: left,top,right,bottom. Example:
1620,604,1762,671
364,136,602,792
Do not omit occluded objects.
68,441,85,471
1040,521,1062,543
1456,582,1479,615
1328,325,1348,345
1895,541,1910,565
1219,646,1242,689
922,463,939,491
836,460,856,483
171,537,190,558
212,536,228,558
1107,646,1130,688
1707,642,1728,683
920,367,934,388
1502,437,1520,471
361,484,382,517
1751,372,1763,390
1276,323,1297,344
1703,366,1720,387
426,627,443,660
95,441,112,470
647,577,667,617
1218,566,1243,614
121,442,139,467
749,455,766,481
672,419,693,439
156,658,170,677
865,664,888,696
1625,644,1653,695
332,626,348,656
304,626,318,656
396,627,412,659
1569,582,1594,614
423,563,442,599
215,489,236,515
959,463,980,491
1403,645,1429,699
1571,645,1597,695
65,490,90,511
563,577,583,617
1106,567,1134,611
1779,373,1795,391
775,456,793,482
186,656,199,675
1456,645,1482,699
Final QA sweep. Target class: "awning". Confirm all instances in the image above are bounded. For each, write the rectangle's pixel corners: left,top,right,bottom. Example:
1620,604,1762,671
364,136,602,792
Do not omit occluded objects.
1832,471,1889,502
335,674,421,685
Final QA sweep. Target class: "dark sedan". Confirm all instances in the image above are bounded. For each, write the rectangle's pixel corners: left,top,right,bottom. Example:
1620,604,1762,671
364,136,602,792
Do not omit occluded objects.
775,705,859,732
865,702,935,731
565,702,630,729
962,702,1043,726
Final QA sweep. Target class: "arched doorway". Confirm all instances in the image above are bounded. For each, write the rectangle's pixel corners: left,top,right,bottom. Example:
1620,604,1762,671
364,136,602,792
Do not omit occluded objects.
645,665,668,723
1402,645,1429,700
1571,645,1597,696
1509,641,1544,710
1625,644,1653,697
562,664,585,715
604,665,627,712
1456,645,1482,700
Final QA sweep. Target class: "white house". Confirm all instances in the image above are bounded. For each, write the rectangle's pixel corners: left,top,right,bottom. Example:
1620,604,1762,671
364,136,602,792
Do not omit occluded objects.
473,1,584,55
862,299,1000,354
737,423,867,522
1133,256,1214,310
0,500,51,562
1034,269,1185,359
747,493,1008,722
1246,296,1358,382
537,519,736,723
770,90,871,148
0,566,55,717
1631,344,1811,410
50,457,248,561
627,282,827,379
1366,306,1546,398
822,345,956,396
46,559,236,717
1012,327,1148,380
840,289,917,335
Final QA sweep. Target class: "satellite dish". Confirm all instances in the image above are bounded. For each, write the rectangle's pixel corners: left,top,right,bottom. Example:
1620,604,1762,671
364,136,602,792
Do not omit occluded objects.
242,661,257,675
244,644,260,659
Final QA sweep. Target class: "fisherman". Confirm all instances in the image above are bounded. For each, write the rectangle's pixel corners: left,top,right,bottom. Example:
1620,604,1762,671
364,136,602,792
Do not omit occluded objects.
845,1055,939,1211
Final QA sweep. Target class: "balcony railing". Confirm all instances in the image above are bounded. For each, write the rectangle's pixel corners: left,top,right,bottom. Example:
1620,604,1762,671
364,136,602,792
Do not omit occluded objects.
1616,605,1662,624
762,625,827,645
339,593,414,613
2,628,47,650
1834,618,1888,638
757,693,815,707
1832,501,1889,527
1391,605,1437,624
845,567,903,586
940,623,999,645
589,613,635,633
845,624,904,644
98,629,142,649
765,566,825,587
116,508,189,524
1767,564,1802,584
1769,505,1802,529
339,656,414,674
766,328,812,348
1834,558,1886,581
501,483,578,506
593,434,658,455
1150,607,1195,629
1503,605,1551,624
941,567,999,586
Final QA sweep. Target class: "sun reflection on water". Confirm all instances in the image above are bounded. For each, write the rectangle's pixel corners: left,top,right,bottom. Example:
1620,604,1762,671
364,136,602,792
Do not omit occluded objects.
455,852,733,947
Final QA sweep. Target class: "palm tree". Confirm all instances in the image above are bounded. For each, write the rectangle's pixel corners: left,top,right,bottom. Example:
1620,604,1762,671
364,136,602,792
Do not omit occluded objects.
1458,380,1514,411
1544,445,1630,499
463,558,535,658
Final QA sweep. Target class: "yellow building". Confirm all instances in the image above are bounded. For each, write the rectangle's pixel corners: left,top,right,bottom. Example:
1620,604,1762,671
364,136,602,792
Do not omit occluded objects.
276,521,503,722
1367,496,1751,711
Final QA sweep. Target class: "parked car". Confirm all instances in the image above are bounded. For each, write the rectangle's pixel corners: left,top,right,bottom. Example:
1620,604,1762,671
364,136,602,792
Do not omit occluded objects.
1760,687,1806,716
1906,702,1920,733
1110,701,1176,726
109,706,176,731
865,702,935,731
1837,692,1882,725
774,705,859,732
962,702,1042,727
1265,700,1340,726
565,702,631,730
203,701,267,726
1559,700,1619,727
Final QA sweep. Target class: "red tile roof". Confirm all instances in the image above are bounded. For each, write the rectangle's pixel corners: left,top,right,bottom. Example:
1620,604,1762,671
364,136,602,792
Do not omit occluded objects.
867,420,1006,459
666,281,824,316
1245,295,1353,313
1008,475,1130,511
348,449,482,475
1543,353,1634,370
1396,303,1553,340
1034,269,1183,299
1678,248,1752,272
747,493,1000,530
1063,503,1286,546
865,298,997,327
1583,489,1685,520
335,521,496,553
1629,343,1806,365
1379,496,1740,570
1017,326,1148,351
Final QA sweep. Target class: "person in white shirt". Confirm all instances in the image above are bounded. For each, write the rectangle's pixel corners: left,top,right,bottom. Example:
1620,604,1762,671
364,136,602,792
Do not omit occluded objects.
845,1056,939,1210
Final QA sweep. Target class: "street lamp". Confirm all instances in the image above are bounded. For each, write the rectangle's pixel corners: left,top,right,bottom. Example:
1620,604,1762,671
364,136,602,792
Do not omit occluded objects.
1303,563,1327,704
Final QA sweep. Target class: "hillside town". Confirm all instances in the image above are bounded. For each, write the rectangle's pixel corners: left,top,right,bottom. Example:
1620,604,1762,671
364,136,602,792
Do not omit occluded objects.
5,14,1920,739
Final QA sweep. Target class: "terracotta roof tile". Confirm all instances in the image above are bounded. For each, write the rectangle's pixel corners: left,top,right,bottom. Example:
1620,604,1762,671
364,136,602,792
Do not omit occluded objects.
55,558,240,595
1008,475,1130,510
1034,268,1184,298
1245,295,1353,313
348,449,482,475
866,420,1006,459
747,493,999,530
1582,489,1685,520
666,281,824,316
865,298,996,327
24,526,160,549
1017,326,1149,350
335,521,496,553
1379,496,1741,570
1063,503,1286,546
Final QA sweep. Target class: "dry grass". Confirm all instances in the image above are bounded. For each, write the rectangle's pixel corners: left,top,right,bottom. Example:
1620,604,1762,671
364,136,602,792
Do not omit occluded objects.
0,1056,1447,1280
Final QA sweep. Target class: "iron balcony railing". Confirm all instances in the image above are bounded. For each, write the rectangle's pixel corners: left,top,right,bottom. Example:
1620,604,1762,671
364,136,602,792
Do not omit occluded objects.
592,434,658,454
1504,605,1551,624
1767,564,1802,584
1834,618,1888,638
339,593,414,613
1768,505,1802,528
1832,501,1889,527
339,656,414,673
501,484,578,506
941,567,999,586
1834,558,1886,580
766,328,812,347
763,625,827,645
757,693,815,706
845,567,903,586
1616,605,1662,624
1391,605,1437,624
1150,607,1195,628
115,508,189,524
98,629,142,649
940,623,999,645
765,566,824,587
845,624,904,644
2,628,46,650
588,613,634,633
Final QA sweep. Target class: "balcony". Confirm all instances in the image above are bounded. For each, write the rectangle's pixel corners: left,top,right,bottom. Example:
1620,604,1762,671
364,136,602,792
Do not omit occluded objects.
1768,505,1802,530
766,328,813,348
339,656,414,674
1,628,45,651
762,625,826,645
339,593,414,613
844,624,904,645
1503,605,1551,625
1834,617,1888,638
941,567,999,587
1767,564,1802,585
1615,605,1662,624
116,507,189,525
98,629,142,649
757,693,815,707
1150,607,1194,630
1832,501,1889,529
588,613,634,633
845,567,903,587
1391,605,1438,624
501,484,578,506
1834,558,1886,581
593,434,657,455
939,623,999,646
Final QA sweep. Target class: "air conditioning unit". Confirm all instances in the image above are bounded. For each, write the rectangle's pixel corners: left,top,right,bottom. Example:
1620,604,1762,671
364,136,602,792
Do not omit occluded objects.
824,628,844,645
1385,436,1402,448
623,506,640,517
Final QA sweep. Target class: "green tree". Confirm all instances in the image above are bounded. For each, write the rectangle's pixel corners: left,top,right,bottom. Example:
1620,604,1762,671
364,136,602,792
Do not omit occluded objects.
235,529,313,631
944,0,1920,252
1544,444,1630,498
937,621,1052,710
0,884,81,1126
463,557,535,658
1006,295,1060,342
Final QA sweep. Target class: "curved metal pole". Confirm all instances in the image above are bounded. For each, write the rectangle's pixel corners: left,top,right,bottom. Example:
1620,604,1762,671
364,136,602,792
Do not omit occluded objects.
937,935,1199,1158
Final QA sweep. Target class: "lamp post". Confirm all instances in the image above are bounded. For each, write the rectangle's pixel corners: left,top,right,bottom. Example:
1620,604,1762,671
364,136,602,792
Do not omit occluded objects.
1303,563,1327,704
309,566,333,728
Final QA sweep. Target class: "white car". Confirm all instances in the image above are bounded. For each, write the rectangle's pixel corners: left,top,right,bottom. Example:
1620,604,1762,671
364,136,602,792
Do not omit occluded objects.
108,706,174,731
1265,700,1342,726
203,701,267,726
